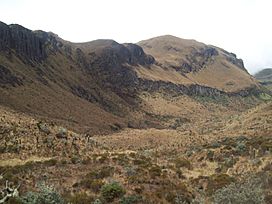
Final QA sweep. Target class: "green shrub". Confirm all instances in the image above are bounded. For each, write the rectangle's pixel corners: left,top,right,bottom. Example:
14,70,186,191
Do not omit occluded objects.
212,177,265,204
101,182,125,202
21,183,64,204
235,141,247,154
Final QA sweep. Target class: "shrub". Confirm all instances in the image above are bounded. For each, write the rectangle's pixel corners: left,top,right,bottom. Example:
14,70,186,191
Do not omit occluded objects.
101,182,125,202
212,177,265,204
235,141,247,154
21,183,64,204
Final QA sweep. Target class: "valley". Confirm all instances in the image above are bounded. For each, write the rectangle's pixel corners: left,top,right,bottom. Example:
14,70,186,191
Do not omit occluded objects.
0,21,271,204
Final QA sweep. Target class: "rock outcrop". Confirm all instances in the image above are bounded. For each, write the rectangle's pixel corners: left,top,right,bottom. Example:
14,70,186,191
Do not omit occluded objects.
0,21,61,62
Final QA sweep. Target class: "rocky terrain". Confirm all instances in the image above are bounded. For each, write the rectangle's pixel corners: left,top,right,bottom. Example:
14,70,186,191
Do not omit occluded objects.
0,21,271,203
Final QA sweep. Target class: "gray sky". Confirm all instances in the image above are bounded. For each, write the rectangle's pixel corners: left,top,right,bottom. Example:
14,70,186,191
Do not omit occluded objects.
0,0,271,74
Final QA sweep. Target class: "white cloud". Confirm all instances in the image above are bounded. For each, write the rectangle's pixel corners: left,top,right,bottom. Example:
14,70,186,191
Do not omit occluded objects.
0,0,271,73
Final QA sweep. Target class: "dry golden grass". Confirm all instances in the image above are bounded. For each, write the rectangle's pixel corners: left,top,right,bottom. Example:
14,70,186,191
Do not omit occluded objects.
134,64,194,85
0,100,271,202
138,35,258,92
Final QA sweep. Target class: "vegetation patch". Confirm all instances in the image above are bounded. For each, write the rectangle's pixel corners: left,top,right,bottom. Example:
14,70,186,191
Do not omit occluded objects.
207,173,235,195
101,182,126,202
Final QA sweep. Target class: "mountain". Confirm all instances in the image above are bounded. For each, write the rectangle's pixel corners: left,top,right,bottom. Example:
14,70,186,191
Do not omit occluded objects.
0,22,264,134
255,68,272,81
254,68,272,91
1,22,272,203
138,35,257,92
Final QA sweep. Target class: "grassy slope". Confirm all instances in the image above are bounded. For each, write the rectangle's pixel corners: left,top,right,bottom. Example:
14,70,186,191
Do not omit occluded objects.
138,35,258,92
0,100,271,203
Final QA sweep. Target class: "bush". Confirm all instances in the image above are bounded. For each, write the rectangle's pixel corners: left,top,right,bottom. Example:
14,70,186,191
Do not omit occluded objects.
101,182,125,202
235,141,247,154
21,183,64,204
212,177,265,204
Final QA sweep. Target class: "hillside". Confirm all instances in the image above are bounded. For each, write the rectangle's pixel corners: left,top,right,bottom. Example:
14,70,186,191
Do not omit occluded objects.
0,22,265,135
0,21,272,203
255,68,272,91
138,35,257,92
255,68,272,81
0,100,271,203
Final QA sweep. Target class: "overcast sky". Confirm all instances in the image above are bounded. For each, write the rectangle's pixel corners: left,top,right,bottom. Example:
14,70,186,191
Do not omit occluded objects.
0,0,271,74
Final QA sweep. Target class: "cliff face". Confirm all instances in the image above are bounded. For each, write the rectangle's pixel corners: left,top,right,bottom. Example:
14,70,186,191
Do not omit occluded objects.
0,22,46,61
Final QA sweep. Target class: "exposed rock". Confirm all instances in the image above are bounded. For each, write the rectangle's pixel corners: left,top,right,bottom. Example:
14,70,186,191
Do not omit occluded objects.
171,46,219,74
138,78,261,97
138,79,225,97
124,43,155,65
220,48,246,71
0,21,60,62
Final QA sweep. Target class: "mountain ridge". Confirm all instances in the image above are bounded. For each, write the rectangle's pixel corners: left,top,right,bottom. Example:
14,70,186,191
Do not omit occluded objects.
254,68,272,91
0,21,266,134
